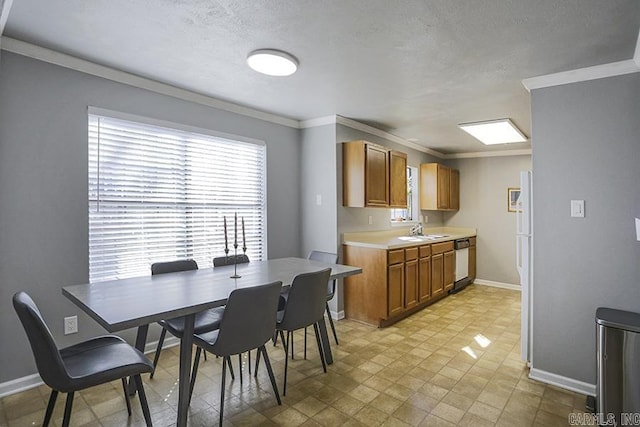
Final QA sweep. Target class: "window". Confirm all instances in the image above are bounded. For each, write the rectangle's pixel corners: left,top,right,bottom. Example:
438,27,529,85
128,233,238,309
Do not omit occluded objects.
88,109,266,283
390,166,419,223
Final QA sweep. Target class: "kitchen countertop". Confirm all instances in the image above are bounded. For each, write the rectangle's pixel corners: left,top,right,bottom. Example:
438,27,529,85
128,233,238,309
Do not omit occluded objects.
342,227,476,250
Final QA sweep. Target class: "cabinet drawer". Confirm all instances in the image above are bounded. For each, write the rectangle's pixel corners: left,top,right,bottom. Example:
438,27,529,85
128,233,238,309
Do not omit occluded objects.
419,245,431,258
432,241,454,255
469,237,476,246
388,249,405,265
405,247,418,261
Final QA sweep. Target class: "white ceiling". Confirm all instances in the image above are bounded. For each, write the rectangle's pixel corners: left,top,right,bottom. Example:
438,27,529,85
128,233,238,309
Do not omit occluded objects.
2,0,639,154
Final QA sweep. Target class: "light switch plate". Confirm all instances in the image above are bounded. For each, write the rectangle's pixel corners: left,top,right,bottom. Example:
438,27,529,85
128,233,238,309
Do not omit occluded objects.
571,200,585,218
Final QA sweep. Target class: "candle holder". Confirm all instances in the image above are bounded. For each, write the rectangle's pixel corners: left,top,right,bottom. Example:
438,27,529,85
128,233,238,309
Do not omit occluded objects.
230,243,241,279
223,213,247,279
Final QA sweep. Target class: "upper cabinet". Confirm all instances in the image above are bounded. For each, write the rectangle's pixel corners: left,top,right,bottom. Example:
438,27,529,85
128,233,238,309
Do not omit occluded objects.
420,163,460,211
343,140,407,208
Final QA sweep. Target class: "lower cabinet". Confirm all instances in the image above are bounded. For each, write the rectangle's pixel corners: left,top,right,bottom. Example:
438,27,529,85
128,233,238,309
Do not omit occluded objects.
344,239,461,327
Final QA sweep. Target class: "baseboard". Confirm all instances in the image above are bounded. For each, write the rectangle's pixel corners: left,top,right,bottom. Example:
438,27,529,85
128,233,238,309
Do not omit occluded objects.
473,279,521,291
529,367,596,396
0,335,180,398
329,310,345,320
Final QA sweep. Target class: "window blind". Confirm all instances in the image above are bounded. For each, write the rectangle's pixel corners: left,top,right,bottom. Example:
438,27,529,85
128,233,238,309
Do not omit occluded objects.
88,113,266,283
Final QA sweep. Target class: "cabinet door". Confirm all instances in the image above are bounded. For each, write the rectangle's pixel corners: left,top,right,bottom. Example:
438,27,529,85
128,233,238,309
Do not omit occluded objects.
449,169,459,211
405,259,418,308
437,164,450,209
431,253,444,298
389,151,407,208
444,250,455,292
388,263,404,317
365,144,389,207
469,245,476,281
418,256,431,302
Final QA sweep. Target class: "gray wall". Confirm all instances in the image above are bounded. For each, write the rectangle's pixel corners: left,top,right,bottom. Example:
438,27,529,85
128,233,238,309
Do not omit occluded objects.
531,72,640,384
0,52,301,383
300,124,338,258
446,155,531,285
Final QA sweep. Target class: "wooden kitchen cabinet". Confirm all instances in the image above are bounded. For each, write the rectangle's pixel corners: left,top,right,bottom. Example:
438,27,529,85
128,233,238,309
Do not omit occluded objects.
418,245,431,302
389,150,408,208
431,241,455,297
444,250,455,292
404,248,419,309
431,253,444,298
469,237,476,282
419,163,460,211
388,250,405,317
343,140,407,208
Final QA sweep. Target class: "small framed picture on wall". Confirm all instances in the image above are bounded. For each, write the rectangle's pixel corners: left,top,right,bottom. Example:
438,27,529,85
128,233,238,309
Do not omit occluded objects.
508,188,521,213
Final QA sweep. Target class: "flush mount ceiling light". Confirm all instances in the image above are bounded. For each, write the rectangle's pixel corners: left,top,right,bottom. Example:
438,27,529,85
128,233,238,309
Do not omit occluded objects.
458,118,527,145
247,49,298,76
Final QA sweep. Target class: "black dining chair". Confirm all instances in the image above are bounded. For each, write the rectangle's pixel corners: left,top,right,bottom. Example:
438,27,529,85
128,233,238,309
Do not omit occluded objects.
150,259,224,378
272,268,332,395
13,291,153,427
188,281,283,425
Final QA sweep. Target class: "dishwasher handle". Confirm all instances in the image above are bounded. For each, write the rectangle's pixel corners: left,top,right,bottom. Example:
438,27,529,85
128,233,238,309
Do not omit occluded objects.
454,238,470,250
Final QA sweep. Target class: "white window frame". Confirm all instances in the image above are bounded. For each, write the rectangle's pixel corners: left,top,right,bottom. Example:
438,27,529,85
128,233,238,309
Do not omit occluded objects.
390,165,419,225
88,107,267,283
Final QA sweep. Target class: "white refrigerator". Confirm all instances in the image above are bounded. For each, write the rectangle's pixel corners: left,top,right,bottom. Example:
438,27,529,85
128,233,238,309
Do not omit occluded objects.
517,171,533,363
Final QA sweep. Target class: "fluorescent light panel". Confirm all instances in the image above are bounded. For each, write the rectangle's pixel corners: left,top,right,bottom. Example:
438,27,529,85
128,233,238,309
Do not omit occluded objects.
247,49,298,76
459,118,527,145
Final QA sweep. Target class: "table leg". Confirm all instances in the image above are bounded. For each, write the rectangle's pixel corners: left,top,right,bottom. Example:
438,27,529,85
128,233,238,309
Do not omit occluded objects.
316,317,333,365
176,314,195,427
128,324,149,395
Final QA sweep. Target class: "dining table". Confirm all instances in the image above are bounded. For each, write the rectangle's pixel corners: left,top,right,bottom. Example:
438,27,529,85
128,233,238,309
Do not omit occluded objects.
62,257,362,427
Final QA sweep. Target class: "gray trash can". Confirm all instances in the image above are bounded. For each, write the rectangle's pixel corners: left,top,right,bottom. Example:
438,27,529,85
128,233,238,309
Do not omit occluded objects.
596,307,640,424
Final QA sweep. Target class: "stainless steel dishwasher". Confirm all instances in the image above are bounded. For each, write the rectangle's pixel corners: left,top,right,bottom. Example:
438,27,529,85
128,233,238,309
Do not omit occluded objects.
451,238,471,293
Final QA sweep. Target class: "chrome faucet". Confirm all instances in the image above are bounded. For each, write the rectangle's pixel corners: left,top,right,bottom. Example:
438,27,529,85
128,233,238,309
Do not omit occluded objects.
409,223,423,236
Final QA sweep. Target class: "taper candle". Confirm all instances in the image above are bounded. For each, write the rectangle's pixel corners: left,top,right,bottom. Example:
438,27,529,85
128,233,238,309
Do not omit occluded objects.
242,217,246,248
223,216,228,251
234,212,237,246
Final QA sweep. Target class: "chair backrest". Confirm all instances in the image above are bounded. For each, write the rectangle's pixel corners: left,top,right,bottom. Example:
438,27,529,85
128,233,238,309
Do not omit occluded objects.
209,281,282,356
213,254,250,267
13,292,69,391
278,268,332,331
151,259,198,275
308,251,338,299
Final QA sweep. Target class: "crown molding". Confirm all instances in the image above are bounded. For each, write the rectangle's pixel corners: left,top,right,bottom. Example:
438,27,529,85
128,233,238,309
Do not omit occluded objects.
0,37,300,128
522,59,640,92
446,148,532,159
2,37,533,160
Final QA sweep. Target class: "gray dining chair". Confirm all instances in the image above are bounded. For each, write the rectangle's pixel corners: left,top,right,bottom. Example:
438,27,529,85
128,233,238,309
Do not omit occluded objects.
212,254,250,267
272,268,332,395
213,254,252,380
188,281,283,425
13,291,153,427
150,259,224,378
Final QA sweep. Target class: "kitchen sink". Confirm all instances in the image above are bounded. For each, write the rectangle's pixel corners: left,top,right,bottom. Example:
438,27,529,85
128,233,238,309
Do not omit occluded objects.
398,234,449,242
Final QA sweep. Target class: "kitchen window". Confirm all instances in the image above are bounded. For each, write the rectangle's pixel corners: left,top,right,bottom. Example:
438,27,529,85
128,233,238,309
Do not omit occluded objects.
88,108,266,283
390,166,418,224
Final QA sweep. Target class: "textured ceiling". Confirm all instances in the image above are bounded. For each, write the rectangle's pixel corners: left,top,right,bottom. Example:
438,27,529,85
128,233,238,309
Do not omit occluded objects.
3,0,640,153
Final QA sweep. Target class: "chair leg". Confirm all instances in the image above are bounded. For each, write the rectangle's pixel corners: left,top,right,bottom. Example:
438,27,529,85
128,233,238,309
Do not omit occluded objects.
283,331,290,396
189,347,202,404
220,354,227,426
238,353,243,384
225,356,235,380
304,327,308,359
203,350,207,361
278,330,285,348
61,392,74,427
326,302,339,345
150,328,167,378
290,330,294,359
248,350,252,375
121,378,132,416
313,322,327,373
254,347,261,377
259,345,281,405
43,389,58,427
134,374,153,427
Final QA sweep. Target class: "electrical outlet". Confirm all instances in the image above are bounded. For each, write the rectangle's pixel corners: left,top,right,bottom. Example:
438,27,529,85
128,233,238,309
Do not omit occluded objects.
368,215,373,225
64,315,78,335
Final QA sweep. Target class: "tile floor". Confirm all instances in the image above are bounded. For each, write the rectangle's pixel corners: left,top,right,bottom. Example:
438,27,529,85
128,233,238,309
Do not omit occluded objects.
1,285,588,426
